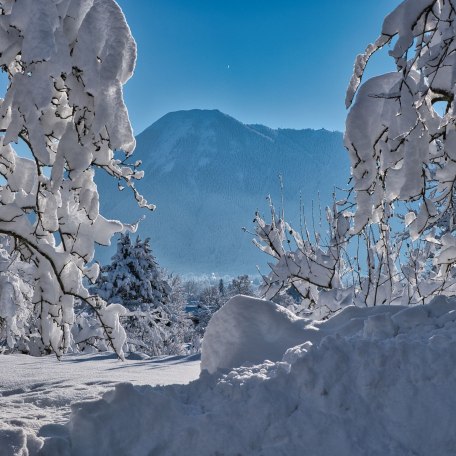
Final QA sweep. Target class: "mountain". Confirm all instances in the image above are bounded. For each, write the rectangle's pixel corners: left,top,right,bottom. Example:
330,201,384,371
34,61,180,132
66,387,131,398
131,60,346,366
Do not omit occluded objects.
97,109,350,276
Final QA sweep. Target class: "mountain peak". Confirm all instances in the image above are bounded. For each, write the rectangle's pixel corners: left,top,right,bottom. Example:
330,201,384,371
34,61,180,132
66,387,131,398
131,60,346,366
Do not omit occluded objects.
139,109,241,135
99,110,349,275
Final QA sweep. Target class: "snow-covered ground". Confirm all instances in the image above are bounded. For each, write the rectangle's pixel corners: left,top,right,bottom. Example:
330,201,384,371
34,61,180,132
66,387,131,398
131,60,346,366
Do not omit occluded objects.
0,352,200,454
3,295,456,455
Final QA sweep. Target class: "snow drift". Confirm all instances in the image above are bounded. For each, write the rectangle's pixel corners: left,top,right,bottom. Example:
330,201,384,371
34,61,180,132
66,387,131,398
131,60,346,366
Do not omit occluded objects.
27,295,456,456
201,295,413,374
201,295,313,373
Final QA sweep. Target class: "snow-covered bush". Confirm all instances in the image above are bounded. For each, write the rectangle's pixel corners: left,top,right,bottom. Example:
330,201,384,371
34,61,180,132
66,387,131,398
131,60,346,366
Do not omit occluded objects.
254,195,456,319
0,237,34,352
91,234,196,356
254,201,354,319
0,1,152,357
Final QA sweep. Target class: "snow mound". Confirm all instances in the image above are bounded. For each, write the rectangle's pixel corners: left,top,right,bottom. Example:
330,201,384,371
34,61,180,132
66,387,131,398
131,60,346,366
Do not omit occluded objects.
201,294,439,373
201,295,312,373
38,296,456,455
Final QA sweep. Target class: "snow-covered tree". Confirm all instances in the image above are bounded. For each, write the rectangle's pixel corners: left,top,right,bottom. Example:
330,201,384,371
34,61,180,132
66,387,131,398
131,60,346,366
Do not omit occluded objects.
95,234,170,308
218,278,225,297
253,0,456,319
346,0,456,252
199,284,224,310
92,234,195,356
227,275,255,297
0,1,152,357
189,283,225,337
345,0,456,298
167,273,188,312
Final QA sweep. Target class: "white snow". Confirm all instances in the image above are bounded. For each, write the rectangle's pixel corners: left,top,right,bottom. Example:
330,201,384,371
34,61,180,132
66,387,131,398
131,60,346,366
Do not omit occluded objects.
3,295,456,455
201,295,315,374
0,352,200,455
0,0,155,360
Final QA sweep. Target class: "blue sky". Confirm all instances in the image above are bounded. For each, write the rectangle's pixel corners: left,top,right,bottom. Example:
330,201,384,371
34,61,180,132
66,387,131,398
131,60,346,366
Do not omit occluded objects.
116,0,401,134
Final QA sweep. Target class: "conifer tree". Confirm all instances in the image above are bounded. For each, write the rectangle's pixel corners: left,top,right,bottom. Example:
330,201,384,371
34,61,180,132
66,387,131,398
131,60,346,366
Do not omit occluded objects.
95,234,170,309
92,234,195,356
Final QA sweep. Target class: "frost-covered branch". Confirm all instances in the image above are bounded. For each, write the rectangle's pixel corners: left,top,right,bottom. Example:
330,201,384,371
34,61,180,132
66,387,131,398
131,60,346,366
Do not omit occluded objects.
253,196,456,319
0,0,152,358
346,0,456,242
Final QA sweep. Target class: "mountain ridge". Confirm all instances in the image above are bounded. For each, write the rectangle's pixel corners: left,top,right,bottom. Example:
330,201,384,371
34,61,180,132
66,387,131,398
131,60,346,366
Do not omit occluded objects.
97,109,350,276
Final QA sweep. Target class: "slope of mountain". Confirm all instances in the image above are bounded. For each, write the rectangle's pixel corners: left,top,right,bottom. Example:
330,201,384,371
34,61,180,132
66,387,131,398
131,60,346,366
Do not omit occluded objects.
97,109,350,276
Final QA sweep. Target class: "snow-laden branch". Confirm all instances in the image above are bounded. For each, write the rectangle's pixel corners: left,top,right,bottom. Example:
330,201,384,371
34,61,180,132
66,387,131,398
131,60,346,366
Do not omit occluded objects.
346,0,456,240
253,199,456,319
0,0,152,358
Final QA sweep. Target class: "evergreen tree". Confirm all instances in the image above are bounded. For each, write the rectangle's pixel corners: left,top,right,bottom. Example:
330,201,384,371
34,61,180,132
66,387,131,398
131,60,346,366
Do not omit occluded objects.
218,279,225,297
92,234,195,356
95,234,170,309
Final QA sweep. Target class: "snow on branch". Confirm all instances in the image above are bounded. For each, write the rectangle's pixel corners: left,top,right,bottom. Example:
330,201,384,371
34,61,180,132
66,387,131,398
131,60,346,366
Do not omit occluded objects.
253,0,456,320
343,0,456,295
0,0,152,358
346,0,456,237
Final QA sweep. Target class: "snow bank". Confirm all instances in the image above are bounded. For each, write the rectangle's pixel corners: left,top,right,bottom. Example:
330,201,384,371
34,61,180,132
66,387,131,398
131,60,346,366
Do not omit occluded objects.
30,296,456,455
202,295,412,373
201,295,313,373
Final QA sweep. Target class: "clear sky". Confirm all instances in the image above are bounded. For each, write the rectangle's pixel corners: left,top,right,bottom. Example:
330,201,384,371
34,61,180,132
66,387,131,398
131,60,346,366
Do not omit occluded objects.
116,0,401,135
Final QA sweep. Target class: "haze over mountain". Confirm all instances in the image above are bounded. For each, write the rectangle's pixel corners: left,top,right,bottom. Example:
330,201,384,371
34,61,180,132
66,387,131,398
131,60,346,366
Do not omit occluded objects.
97,109,350,276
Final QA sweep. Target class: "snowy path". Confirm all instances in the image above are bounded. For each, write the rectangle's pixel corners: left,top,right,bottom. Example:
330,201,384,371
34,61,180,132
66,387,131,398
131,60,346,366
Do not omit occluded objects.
0,353,200,436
